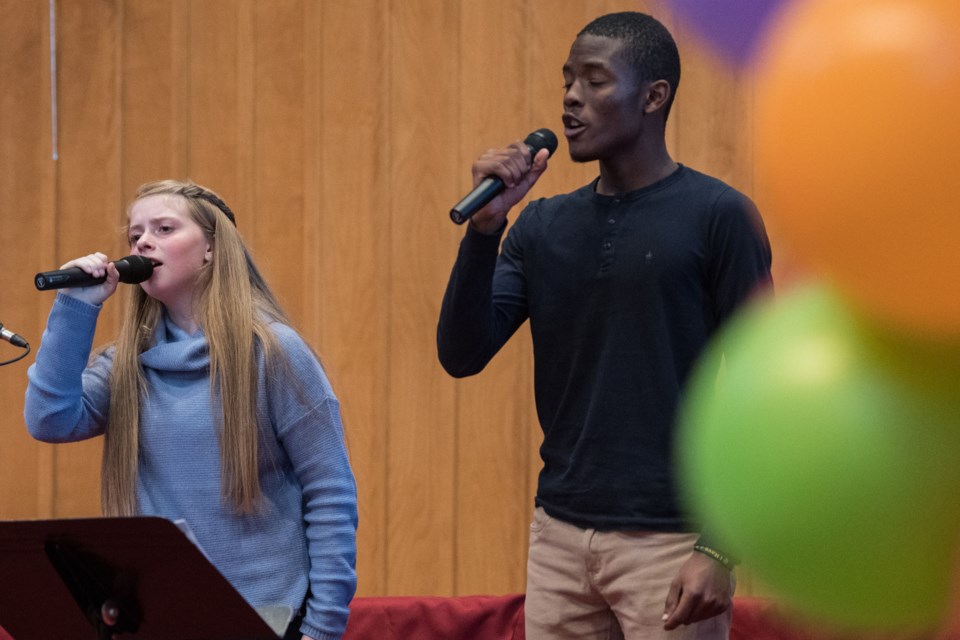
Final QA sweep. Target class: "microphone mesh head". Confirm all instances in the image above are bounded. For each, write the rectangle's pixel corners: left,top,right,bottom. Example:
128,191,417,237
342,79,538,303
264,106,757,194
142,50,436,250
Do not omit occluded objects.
117,255,155,284
525,128,559,157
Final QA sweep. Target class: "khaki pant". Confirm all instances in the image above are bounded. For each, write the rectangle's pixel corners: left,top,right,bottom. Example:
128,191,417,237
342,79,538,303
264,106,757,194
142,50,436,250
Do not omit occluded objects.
525,508,733,640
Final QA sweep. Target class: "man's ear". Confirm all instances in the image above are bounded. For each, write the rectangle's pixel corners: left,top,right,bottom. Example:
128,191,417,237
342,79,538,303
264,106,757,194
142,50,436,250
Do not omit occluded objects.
644,79,672,115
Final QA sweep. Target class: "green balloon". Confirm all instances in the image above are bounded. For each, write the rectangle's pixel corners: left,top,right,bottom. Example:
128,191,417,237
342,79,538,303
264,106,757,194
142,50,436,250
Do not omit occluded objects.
679,285,960,631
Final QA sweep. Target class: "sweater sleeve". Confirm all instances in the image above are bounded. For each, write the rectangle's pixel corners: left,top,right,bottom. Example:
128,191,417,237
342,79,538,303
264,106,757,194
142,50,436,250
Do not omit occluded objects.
268,328,358,640
436,215,532,378
24,293,113,443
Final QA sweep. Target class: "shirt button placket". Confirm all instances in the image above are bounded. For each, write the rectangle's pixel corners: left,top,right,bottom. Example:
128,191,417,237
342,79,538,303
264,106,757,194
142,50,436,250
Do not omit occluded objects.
599,200,618,273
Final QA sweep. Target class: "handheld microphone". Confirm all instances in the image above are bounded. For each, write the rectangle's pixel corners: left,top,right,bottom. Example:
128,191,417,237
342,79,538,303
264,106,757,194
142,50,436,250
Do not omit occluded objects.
0,322,28,348
450,128,559,225
35,255,154,291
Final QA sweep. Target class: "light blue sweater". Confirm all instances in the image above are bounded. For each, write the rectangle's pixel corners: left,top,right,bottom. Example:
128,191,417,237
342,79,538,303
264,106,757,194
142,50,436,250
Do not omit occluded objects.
25,294,358,640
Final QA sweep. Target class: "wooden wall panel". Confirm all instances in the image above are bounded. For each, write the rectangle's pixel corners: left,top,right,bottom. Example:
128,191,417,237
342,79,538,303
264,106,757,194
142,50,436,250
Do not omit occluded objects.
0,0,763,598
121,0,187,193
250,0,307,323
454,0,532,596
186,1,247,205
49,0,123,517
385,0,460,596
317,0,391,596
0,0,56,519
300,0,323,343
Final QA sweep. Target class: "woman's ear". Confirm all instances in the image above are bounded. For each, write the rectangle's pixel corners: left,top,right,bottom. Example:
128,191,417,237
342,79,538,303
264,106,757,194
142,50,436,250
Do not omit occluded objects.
204,243,213,264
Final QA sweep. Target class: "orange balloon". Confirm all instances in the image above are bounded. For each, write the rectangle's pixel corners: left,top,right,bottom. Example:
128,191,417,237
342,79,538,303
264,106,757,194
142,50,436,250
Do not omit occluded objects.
756,0,960,336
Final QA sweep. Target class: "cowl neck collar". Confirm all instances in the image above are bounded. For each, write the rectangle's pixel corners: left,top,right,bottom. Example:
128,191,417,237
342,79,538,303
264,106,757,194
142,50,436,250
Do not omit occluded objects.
138,312,209,373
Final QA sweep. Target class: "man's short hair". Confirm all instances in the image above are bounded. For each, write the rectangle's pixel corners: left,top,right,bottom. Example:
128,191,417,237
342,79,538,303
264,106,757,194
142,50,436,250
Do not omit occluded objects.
578,12,681,118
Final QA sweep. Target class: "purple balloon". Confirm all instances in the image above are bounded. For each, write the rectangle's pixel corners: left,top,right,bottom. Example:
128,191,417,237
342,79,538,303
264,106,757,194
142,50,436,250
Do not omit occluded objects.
666,0,793,66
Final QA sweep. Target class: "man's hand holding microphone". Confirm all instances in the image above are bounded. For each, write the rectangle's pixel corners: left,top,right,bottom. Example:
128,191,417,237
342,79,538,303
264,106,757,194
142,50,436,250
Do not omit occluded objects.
450,128,558,233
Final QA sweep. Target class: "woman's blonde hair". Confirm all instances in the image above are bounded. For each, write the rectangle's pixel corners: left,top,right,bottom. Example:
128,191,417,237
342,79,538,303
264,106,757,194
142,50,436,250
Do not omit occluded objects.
103,180,290,516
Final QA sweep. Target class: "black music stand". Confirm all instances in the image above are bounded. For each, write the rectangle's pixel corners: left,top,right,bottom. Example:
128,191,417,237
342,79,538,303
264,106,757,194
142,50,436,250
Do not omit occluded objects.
0,517,290,640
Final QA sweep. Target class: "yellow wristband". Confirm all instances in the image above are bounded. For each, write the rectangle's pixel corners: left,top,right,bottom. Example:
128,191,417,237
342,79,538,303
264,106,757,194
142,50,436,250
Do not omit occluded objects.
693,543,734,570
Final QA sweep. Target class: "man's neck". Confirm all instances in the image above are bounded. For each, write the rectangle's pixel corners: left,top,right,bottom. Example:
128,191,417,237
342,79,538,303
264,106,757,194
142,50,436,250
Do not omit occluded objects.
596,138,677,196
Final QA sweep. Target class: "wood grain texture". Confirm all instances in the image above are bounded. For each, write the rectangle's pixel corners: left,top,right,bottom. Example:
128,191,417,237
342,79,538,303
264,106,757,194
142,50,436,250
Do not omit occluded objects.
0,0,56,519
48,0,123,518
454,0,532,596
385,0,460,595
250,0,307,323
186,0,246,203
316,0,392,596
